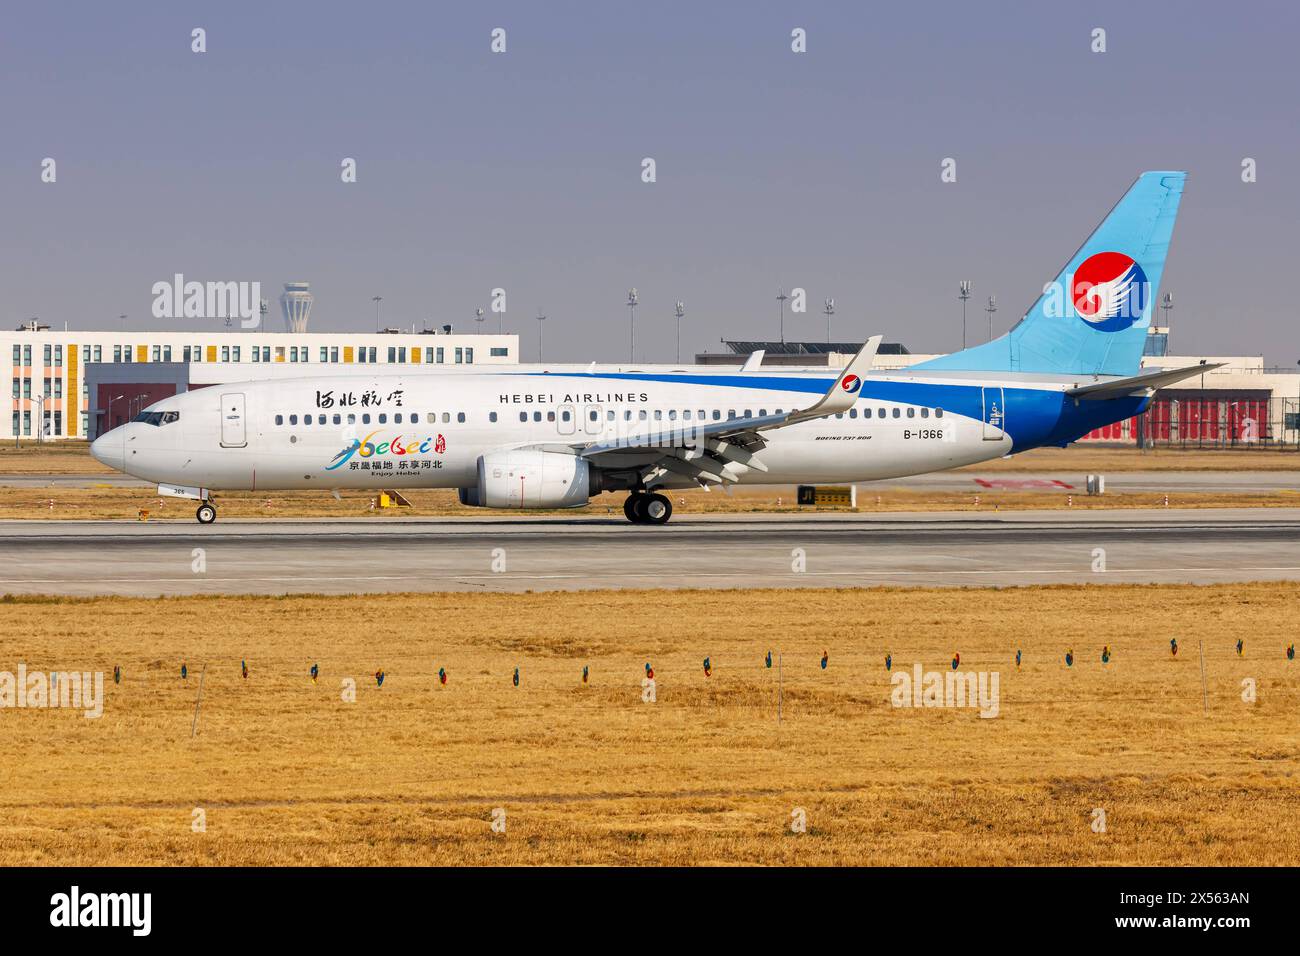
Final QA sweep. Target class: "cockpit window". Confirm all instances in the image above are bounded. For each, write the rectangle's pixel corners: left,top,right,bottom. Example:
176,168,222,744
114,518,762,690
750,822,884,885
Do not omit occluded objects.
133,411,180,426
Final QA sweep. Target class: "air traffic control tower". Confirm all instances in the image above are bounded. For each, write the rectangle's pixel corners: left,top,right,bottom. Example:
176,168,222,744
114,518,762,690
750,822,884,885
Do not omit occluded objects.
279,281,314,333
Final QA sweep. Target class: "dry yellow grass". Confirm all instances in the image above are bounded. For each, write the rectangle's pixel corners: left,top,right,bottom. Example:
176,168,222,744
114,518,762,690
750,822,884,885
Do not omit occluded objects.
960,445,1300,472
0,584,1296,866
0,442,116,475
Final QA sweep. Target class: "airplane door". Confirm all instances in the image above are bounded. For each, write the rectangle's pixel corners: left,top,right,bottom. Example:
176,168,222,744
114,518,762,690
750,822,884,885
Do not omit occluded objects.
557,404,576,435
584,404,602,435
981,387,1005,440
220,392,247,448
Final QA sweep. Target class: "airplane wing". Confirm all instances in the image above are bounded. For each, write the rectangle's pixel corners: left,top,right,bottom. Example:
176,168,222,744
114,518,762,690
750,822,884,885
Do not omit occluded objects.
1065,362,1225,400
556,336,881,486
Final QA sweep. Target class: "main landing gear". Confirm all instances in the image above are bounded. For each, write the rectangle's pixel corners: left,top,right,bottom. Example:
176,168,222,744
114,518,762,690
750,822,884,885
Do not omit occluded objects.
196,502,217,525
624,492,672,525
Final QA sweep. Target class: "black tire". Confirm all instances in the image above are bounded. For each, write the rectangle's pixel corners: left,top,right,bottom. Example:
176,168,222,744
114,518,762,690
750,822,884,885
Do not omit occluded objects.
623,494,644,523
642,493,672,525
196,503,217,524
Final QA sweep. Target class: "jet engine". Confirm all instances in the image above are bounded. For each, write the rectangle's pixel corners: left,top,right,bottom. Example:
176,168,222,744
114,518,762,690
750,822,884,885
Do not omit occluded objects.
458,449,591,509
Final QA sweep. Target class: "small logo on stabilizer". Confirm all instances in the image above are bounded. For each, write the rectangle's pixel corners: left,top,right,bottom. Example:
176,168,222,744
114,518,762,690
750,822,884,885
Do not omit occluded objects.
841,374,862,394
1071,252,1148,331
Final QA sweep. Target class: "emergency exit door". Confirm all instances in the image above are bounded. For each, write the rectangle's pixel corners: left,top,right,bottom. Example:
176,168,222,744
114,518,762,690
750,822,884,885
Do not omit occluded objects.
220,392,247,447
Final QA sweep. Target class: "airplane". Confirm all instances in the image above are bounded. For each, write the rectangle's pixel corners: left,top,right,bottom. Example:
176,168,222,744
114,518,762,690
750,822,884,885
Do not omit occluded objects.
92,171,1216,525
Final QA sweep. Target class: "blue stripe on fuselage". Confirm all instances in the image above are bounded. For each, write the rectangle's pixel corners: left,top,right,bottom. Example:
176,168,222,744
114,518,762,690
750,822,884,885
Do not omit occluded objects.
512,371,1145,451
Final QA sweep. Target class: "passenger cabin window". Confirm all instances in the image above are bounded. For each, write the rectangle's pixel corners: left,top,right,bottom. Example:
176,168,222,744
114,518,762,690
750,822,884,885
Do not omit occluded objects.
275,414,284,425
489,412,498,423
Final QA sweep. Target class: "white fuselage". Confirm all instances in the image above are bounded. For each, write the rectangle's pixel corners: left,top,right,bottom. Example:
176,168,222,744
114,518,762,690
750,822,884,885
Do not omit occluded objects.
90,366,1054,496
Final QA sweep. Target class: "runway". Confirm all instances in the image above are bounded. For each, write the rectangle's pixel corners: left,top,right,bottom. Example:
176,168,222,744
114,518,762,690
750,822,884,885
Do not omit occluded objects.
1,508,1298,596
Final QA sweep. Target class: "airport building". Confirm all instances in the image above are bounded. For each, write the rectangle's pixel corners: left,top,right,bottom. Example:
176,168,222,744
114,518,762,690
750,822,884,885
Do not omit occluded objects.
4,323,519,442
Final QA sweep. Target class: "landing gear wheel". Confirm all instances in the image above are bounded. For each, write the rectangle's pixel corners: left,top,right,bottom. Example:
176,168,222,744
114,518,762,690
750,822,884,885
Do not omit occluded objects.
196,503,217,525
641,493,672,525
623,494,643,523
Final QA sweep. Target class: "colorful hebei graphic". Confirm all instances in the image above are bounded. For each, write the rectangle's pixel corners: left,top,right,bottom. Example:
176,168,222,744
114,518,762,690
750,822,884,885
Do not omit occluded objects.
327,431,447,471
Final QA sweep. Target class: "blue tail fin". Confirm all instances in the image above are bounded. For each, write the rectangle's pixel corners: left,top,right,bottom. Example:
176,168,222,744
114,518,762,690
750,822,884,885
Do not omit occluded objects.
915,171,1185,377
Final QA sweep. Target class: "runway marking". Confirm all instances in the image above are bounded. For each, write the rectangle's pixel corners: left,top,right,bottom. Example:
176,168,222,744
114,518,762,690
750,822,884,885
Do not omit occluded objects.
3,567,1300,587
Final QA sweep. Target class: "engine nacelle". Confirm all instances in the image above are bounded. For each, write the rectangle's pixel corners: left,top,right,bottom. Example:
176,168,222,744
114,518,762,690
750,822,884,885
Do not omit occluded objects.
461,450,591,509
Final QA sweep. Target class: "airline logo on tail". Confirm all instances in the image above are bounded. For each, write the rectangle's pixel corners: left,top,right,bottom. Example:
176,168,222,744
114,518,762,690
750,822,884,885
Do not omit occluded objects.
1071,252,1148,332
841,374,862,394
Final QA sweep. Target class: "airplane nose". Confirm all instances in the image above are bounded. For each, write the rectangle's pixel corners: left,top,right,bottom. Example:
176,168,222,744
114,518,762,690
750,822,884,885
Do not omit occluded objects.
90,433,124,471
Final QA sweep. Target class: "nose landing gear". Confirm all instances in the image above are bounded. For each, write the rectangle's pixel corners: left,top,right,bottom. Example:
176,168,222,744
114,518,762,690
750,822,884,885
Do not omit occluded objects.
623,492,672,525
196,502,217,524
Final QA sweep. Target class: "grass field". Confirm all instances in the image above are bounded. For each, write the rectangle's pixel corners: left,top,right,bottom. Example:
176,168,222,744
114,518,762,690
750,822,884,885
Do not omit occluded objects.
1,442,1295,519
0,584,1296,866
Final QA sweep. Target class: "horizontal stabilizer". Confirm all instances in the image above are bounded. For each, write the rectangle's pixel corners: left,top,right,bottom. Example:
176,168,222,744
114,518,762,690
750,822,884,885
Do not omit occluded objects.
1065,363,1225,400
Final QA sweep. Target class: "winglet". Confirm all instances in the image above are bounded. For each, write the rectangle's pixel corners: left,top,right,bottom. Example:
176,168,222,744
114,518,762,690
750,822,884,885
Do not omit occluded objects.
785,336,880,424
741,349,765,372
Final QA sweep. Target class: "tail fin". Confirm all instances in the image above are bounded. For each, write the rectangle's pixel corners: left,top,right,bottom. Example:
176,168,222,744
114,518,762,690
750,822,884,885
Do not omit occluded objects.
915,171,1185,377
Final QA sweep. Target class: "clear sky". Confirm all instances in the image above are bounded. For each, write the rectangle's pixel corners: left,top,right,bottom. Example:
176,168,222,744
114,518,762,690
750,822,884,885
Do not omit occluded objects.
3,0,1297,364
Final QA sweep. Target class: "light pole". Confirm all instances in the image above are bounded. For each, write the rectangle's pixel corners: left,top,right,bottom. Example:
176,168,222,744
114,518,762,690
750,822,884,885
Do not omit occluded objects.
985,295,997,342
536,310,546,362
627,289,638,363
674,301,685,364
958,281,972,348
372,296,383,332
33,395,45,444
475,307,485,334
1161,291,1173,331
104,393,125,437
823,298,835,344
776,289,789,344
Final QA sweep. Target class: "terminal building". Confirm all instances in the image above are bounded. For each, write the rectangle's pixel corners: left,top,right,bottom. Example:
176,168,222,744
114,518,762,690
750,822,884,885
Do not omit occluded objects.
4,323,518,442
